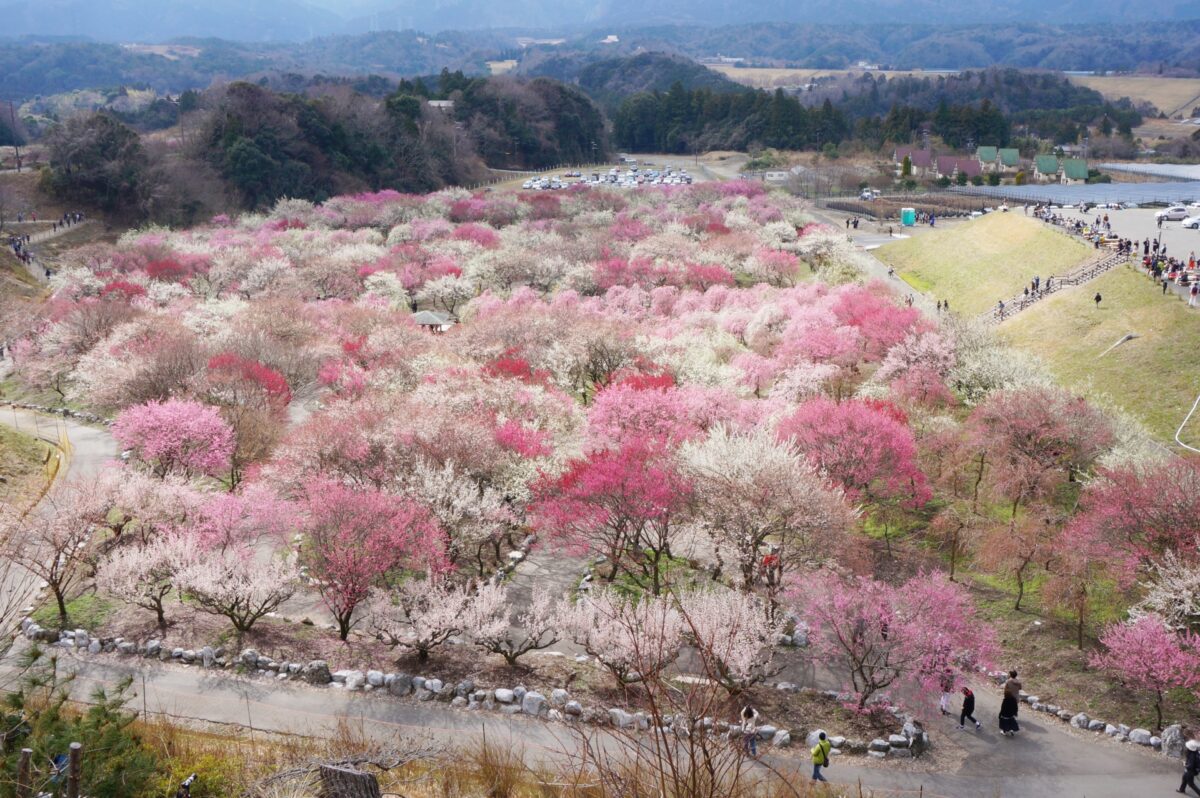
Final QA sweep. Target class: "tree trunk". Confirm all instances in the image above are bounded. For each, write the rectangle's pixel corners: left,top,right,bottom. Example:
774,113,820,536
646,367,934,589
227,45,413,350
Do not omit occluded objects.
1014,561,1028,611
55,589,69,627
155,602,167,630
971,452,986,513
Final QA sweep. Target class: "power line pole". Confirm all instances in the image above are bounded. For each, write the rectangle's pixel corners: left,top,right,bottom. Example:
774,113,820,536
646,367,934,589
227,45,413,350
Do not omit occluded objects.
7,101,21,172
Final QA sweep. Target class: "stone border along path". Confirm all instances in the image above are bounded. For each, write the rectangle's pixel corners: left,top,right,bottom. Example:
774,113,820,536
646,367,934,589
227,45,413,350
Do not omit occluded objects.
0,382,1192,795
15,616,930,764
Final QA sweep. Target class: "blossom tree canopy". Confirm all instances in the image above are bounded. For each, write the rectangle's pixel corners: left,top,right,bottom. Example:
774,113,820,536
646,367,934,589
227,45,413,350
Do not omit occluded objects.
113,398,235,479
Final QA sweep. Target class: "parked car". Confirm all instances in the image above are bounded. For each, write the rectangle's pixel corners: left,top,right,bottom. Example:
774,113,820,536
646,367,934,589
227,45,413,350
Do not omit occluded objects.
1182,215,1200,229
1156,206,1189,221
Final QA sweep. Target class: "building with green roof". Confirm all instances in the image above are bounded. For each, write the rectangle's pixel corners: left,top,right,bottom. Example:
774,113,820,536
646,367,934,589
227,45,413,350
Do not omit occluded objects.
998,148,1020,170
1061,158,1089,184
976,146,998,170
1034,155,1060,183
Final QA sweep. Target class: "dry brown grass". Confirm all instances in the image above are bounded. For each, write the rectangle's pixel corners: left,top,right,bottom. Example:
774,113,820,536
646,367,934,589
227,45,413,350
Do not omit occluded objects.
1067,75,1200,117
708,66,930,89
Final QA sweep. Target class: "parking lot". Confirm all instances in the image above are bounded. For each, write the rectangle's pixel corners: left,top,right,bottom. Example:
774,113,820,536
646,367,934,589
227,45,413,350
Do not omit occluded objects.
1051,205,1200,260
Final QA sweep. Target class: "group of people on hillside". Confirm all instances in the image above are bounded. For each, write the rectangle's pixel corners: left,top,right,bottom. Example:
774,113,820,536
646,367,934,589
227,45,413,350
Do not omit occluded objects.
739,665,1200,791
938,670,1022,736
6,233,33,266
52,210,85,233
739,705,833,781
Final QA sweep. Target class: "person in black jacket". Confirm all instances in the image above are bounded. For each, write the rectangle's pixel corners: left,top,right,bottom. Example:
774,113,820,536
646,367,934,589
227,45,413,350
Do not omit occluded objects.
959,686,981,731
1179,739,1200,795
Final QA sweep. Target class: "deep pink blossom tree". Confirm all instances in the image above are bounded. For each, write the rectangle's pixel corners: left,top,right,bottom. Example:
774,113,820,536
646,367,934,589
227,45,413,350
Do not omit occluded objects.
778,397,930,506
968,386,1114,518
792,571,996,709
1068,461,1200,580
112,399,235,479
1090,615,1200,730
300,478,449,640
530,438,691,594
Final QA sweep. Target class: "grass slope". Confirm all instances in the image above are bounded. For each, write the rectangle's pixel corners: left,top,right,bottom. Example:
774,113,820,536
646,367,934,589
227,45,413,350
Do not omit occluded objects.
876,213,1091,316
0,424,50,508
1001,265,1200,443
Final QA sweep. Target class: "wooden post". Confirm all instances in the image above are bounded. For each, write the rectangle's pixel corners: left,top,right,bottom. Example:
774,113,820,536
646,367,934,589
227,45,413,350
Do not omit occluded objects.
16,748,31,798
317,764,382,798
66,741,82,798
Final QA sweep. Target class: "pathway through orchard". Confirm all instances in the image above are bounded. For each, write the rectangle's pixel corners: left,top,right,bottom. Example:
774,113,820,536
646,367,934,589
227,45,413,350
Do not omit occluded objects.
0,377,1187,797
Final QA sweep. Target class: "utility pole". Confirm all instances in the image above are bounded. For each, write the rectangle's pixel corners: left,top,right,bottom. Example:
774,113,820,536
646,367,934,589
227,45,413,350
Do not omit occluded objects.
7,101,20,172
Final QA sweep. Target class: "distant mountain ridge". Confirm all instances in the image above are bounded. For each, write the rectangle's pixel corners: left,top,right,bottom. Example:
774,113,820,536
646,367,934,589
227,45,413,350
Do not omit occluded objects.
0,0,1195,41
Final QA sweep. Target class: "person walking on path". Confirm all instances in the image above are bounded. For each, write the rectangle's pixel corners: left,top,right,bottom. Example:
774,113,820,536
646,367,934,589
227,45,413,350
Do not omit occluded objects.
939,670,954,716
1000,671,1022,737
1179,739,1200,795
811,731,832,782
1094,292,1103,308
740,705,759,758
959,687,981,731
1190,284,1198,308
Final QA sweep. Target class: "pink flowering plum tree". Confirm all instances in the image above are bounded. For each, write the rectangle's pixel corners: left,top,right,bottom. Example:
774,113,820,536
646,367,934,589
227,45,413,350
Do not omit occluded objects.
967,386,1114,519
778,397,930,507
0,475,115,626
792,571,995,709
112,399,235,480
1067,461,1200,579
530,438,691,595
1090,615,1200,730
299,478,449,640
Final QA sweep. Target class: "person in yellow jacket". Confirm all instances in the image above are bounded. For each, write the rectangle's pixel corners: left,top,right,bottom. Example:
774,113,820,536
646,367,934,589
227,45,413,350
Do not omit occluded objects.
811,731,832,782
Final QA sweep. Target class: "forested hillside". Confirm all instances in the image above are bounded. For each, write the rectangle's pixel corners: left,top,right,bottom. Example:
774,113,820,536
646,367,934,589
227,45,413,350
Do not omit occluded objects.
520,52,747,110
40,75,607,224
612,68,1138,152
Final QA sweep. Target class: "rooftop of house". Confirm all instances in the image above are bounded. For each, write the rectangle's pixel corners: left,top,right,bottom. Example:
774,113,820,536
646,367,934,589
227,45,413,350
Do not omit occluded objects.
895,146,933,168
957,158,982,178
1062,158,1090,180
999,148,1020,167
976,146,998,163
412,310,453,326
1035,154,1060,174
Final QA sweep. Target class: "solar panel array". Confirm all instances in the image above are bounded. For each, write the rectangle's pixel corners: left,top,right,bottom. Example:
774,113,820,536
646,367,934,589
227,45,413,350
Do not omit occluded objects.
949,161,1200,205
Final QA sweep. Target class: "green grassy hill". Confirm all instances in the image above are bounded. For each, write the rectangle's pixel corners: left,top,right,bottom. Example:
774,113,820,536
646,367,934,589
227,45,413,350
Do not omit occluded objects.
1001,265,1200,443
877,213,1091,316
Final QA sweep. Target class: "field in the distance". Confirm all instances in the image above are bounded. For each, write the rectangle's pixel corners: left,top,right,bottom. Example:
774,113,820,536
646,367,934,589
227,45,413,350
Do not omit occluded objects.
708,65,928,88
875,213,1091,316
1001,265,1200,444
1067,75,1200,117
710,66,1200,118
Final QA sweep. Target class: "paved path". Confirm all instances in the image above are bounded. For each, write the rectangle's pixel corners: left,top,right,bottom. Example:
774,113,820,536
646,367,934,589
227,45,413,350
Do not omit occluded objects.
0,390,1188,797
3,645,1181,798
